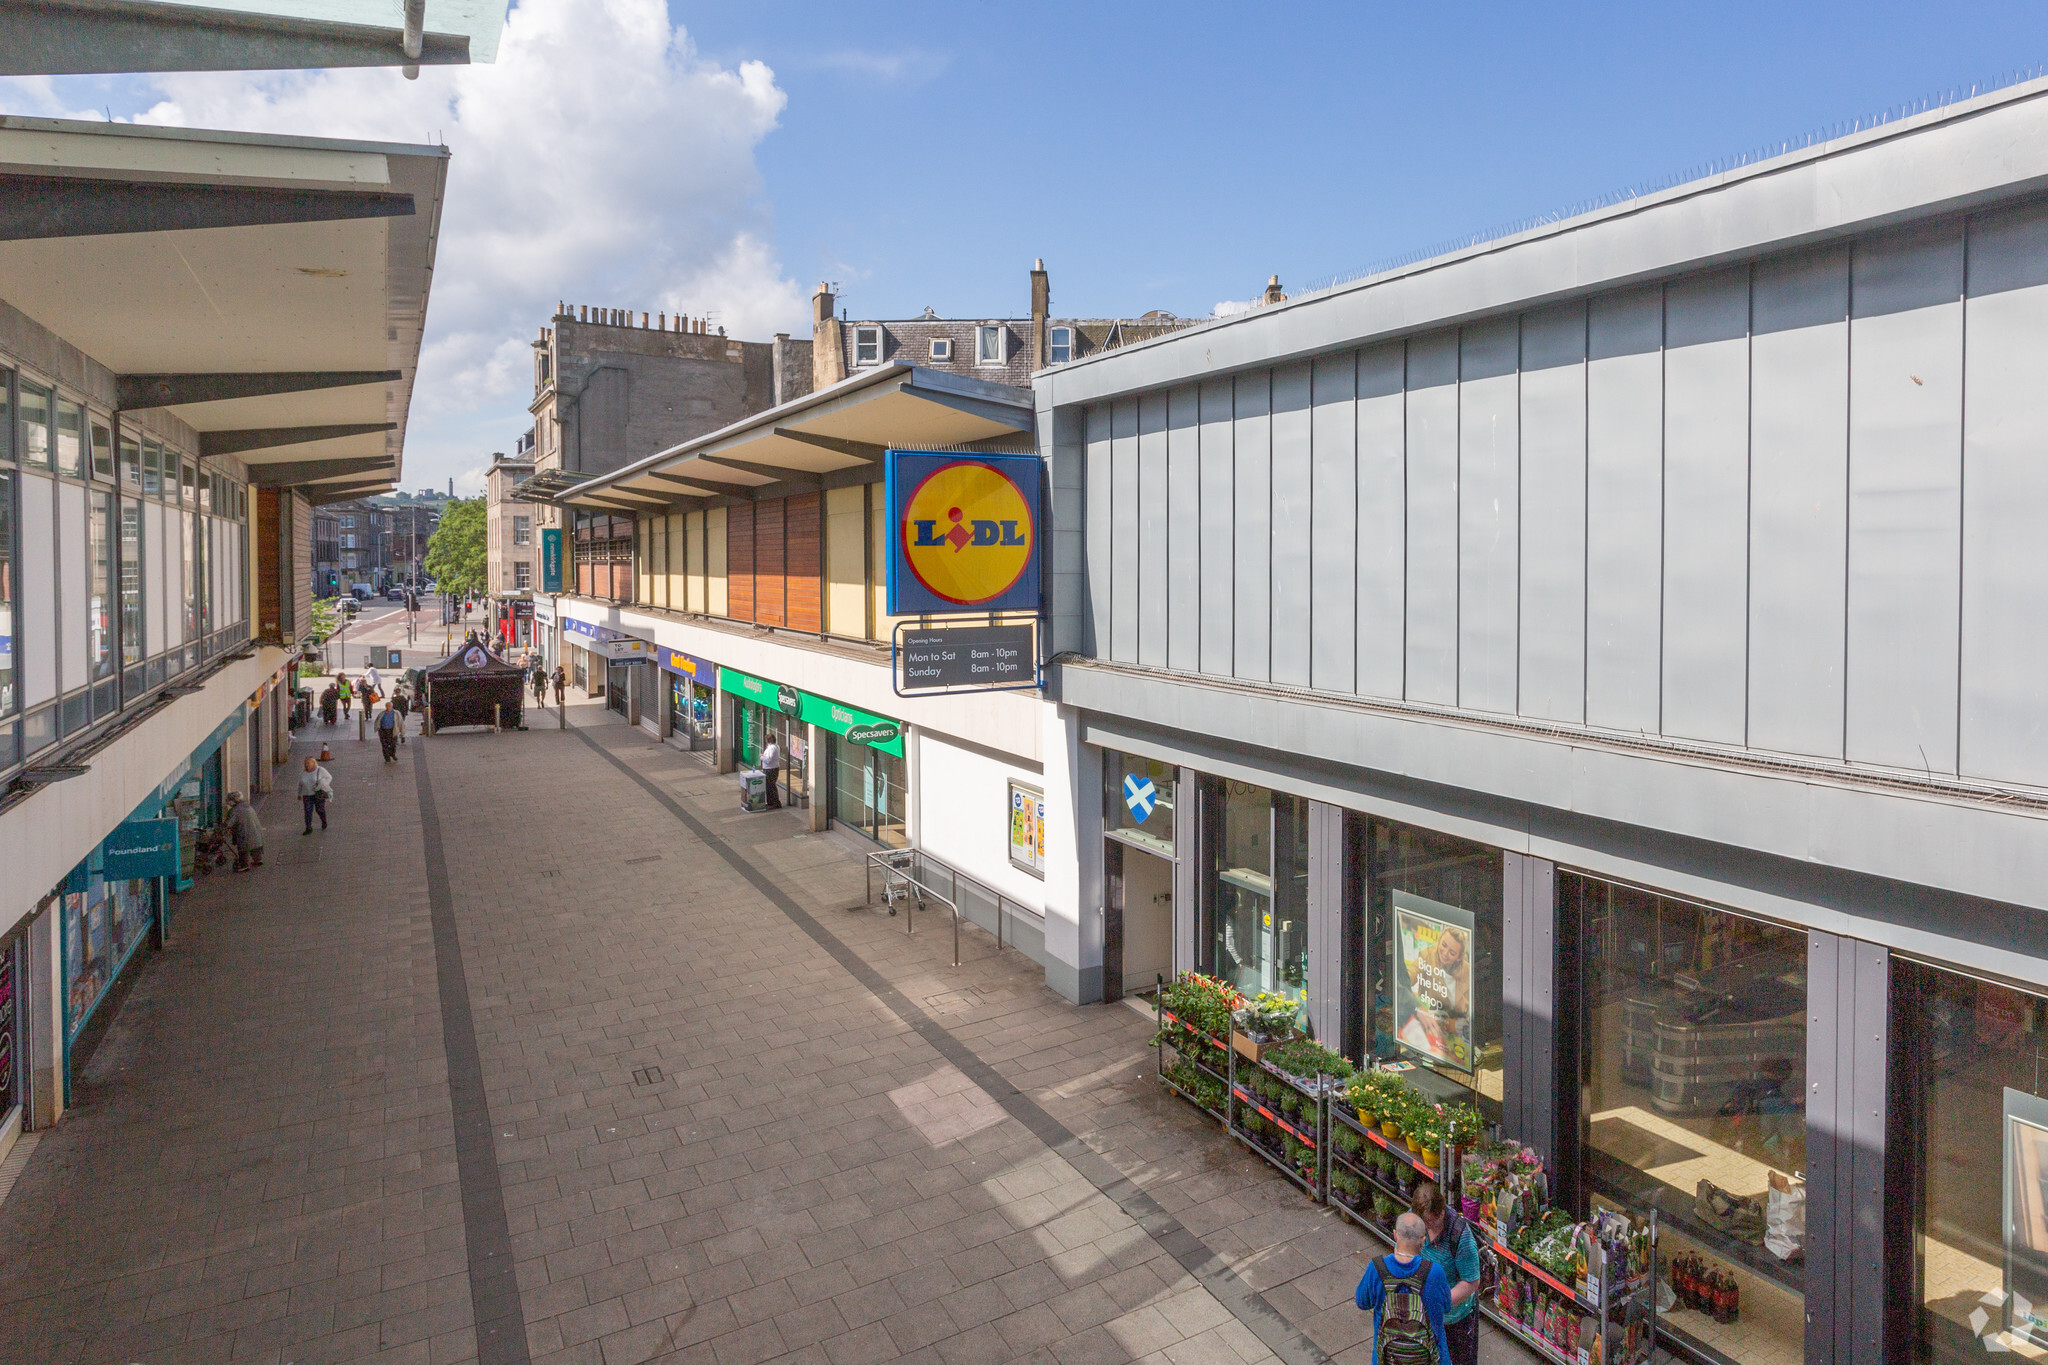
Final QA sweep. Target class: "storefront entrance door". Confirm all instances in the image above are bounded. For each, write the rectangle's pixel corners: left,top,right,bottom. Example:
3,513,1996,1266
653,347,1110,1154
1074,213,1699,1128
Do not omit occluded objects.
1117,845,1173,998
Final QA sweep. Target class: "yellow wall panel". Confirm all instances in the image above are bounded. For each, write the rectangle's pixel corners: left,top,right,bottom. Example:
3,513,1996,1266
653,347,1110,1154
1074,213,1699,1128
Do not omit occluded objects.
707,506,728,617
825,483,868,638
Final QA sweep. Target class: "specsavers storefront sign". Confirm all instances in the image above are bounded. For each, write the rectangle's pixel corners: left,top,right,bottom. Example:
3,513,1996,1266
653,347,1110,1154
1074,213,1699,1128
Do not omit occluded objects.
716,667,904,756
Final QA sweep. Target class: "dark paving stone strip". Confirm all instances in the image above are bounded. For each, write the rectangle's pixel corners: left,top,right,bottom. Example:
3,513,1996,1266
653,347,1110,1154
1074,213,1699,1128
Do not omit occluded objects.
414,742,533,1365
571,725,1332,1365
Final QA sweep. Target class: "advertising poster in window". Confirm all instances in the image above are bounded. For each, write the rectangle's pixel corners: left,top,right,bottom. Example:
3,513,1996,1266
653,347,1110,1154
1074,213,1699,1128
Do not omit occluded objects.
1008,782,1045,875
2005,1088,2048,1346
1391,890,1476,1073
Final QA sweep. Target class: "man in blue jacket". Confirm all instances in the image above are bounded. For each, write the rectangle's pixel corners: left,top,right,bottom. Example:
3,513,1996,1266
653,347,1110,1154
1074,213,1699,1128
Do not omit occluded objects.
1356,1211,1452,1365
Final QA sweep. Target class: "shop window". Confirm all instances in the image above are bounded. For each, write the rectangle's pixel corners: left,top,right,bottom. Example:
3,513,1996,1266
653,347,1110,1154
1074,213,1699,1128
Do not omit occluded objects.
1566,871,1806,1365
830,731,906,848
119,433,141,491
1204,778,1308,1011
1104,752,1174,857
55,398,82,476
142,438,161,497
90,419,112,481
1360,815,1504,1118
1897,959,2048,1361
19,384,49,468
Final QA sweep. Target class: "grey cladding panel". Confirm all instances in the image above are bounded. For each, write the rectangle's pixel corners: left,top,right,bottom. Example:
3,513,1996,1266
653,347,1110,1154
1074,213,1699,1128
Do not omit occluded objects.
1660,268,1751,746
1084,405,1113,658
1233,371,1272,683
1585,287,1664,732
1166,386,1202,674
1749,249,1849,759
1960,203,2048,786
1405,331,1460,705
1269,361,1313,688
1846,224,1963,773
1198,380,1235,676
1356,343,1406,699
1137,392,1170,668
1110,398,1140,664
1310,352,1357,693
1458,319,1520,714
1517,302,1587,724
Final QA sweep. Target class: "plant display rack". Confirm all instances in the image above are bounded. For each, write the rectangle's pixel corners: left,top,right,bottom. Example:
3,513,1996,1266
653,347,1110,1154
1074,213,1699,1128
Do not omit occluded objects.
1155,988,1658,1365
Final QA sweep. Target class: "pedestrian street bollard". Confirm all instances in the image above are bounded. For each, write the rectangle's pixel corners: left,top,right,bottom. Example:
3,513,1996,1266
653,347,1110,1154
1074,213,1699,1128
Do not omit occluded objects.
493,702,502,733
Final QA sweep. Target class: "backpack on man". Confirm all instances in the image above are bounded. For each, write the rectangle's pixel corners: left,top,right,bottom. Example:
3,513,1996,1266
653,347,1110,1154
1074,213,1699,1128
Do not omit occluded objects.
1375,1256,1440,1365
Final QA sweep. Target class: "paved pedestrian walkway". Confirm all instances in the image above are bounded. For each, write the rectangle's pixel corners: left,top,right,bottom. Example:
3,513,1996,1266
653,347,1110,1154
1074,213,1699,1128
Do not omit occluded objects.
0,703,1537,1365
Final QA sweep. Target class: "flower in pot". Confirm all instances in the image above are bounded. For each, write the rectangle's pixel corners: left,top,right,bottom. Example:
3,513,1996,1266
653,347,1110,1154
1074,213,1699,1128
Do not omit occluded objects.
1236,991,1302,1043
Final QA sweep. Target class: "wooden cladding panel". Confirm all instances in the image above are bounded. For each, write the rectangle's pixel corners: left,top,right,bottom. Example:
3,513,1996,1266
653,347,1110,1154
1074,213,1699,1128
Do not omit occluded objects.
755,498,787,626
727,502,755,621
786,492,822,632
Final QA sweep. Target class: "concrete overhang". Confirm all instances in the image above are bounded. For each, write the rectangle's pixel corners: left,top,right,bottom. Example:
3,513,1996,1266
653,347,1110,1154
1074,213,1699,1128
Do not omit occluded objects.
0,116,447,495
1038,74,2048,408
561,364,1034,510
0,0,510,76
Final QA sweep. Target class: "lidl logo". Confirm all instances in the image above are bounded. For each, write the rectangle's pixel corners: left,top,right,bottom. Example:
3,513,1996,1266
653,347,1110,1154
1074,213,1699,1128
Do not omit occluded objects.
899,460,1035,608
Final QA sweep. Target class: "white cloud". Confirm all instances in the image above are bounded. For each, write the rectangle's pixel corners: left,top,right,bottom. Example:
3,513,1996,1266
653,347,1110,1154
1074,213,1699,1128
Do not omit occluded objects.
0,0,808,491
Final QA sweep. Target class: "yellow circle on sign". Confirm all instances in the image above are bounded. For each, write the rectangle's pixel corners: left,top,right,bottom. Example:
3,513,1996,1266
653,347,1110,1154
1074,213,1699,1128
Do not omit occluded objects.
901,462,1034,606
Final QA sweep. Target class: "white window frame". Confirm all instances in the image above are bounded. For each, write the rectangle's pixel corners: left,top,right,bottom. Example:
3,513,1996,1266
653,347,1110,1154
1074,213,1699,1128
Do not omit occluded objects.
513,515,531,546
1048,326,1074,364
513,561,532,590
853,325,882,365
928,338,952,362
976,324,1006,366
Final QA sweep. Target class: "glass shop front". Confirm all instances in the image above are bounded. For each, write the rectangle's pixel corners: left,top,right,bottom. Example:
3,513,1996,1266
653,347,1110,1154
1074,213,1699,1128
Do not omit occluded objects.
1122,746,2026,1365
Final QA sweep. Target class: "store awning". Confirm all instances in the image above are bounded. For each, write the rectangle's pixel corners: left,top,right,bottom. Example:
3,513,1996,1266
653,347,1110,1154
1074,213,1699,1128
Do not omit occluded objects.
0,116,447,497
556,363,1034,512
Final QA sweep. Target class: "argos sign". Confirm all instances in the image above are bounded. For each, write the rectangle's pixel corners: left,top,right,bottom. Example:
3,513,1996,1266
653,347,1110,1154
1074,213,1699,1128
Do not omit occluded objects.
885,450,1043,615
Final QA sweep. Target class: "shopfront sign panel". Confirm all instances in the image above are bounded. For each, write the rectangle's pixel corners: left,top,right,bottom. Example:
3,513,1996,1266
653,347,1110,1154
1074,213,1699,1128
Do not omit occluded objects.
659,648,714,681
718,666,905,756
541,528,563,593
899,623,1034,691
103,817,180,881
885,450,1042,615
1391,890,1477,1074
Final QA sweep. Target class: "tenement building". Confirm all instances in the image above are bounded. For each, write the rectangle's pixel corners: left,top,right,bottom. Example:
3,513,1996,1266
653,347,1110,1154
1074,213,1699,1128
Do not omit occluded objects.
1032,78,2048,1365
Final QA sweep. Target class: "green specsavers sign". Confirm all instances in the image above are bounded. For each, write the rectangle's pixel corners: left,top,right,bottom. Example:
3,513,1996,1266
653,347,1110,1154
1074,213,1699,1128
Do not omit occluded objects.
717,667,904,756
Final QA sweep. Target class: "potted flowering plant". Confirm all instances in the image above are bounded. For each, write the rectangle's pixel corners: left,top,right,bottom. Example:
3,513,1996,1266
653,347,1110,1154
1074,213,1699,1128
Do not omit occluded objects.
1230,990,1302,1062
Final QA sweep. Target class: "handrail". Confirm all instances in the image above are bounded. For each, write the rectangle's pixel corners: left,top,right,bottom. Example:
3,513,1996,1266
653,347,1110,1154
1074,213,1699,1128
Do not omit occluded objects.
865,848,962,966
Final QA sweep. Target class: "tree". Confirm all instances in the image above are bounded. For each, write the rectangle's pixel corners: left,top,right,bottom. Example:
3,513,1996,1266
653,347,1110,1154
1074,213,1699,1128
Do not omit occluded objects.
423,496,486,601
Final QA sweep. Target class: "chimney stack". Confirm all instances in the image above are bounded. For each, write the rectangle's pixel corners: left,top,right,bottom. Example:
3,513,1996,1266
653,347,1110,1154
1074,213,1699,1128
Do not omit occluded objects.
1263,274,1285,306
1029,257,1050,369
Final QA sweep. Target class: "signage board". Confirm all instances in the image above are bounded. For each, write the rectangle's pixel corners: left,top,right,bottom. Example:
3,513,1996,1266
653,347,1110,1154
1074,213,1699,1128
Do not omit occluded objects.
540,527,563,593
885,450,1042,615
899,623,1035,691
658,648,714,681
1390,890,1477,1074
102,817,181,880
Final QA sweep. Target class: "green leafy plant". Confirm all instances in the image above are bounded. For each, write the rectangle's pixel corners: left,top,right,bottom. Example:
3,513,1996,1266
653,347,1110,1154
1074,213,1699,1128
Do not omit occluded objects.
1236,990,1302,1038
1263,1038,1355,1085
1442,1103,1485,1148
1154,972,1242,1058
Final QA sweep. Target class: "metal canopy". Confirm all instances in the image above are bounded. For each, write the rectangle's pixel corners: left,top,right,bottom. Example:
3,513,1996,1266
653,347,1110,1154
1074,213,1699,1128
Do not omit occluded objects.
0,0,510,76
244,454,392,486
0,117,448,497
557,364,1033,510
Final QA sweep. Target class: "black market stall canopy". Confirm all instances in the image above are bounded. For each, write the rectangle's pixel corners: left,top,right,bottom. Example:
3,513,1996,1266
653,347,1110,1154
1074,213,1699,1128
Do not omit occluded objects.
416,636,526,730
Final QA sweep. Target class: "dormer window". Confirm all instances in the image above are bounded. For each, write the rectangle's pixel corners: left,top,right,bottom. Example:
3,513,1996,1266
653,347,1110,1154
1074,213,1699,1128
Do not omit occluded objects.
976,324,1006,365
1048,326,1074,364
854,325,882,365
929,338,952,362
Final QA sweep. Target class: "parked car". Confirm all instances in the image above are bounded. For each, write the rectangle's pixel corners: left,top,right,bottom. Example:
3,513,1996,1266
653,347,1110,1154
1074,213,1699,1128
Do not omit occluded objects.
350,584,372,600
386,586,406,601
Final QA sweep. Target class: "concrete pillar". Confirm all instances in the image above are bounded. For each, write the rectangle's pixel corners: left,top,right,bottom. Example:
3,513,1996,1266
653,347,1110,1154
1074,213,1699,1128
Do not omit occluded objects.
714,684,735,774
1041,704,1103,1004
806,723,829,832
26,898,62,1127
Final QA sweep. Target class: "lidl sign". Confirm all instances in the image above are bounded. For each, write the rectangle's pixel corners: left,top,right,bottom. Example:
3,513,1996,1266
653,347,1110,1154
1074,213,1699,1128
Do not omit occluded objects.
885,450,1042,616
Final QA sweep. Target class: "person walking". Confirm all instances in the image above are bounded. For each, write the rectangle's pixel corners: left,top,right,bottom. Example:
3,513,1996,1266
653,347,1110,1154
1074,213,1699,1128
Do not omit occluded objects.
758,734,783,809
299,756,333,833
392,686,411,743
337,674,354,719
1356,1212,1451,1365
319,682,339,726
226,791,265,872
532,664,547,704
375,701,400,763
363,663,382,699
552,665,566,706
1409,1183,1483,1365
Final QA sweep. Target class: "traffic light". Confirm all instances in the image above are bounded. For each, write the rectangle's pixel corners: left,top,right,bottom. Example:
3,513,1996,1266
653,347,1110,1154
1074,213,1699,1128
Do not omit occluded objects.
325,571,338,593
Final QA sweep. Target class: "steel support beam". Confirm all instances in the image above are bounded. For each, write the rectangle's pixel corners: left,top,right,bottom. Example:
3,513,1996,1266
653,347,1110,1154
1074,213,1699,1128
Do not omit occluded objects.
634,471,724,497
0,175,412,242
118,370,400,410
900,382,1035,432
244,455,395,487
202,424,396,461
0,0,471,76
690,454,820,488
771,427,887,462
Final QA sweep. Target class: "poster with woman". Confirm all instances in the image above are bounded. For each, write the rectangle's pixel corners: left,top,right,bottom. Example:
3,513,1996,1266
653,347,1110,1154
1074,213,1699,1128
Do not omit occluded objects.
1392,890,1476,1072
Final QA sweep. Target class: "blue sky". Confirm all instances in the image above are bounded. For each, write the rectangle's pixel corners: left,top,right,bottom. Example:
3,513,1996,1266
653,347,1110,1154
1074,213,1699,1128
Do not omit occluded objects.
4,1,2045,493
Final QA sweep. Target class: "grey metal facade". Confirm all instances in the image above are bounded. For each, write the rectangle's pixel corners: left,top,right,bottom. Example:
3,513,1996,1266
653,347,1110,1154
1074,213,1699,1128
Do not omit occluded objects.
1072,204,2048,789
